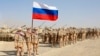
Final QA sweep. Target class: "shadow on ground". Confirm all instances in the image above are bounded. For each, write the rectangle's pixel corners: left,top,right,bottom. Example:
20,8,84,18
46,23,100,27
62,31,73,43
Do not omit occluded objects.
0,50,28,56
39,44,51,47
0,50,16,56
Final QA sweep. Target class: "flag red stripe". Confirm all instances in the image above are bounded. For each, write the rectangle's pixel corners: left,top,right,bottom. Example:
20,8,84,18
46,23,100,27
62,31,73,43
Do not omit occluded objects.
32,13,58,21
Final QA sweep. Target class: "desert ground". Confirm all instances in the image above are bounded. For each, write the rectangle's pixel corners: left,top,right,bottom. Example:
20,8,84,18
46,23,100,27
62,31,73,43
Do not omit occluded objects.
0,38,100,56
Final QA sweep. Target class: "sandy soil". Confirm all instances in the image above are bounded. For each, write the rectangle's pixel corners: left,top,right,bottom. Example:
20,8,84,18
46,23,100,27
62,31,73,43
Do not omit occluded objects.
0,38,100,56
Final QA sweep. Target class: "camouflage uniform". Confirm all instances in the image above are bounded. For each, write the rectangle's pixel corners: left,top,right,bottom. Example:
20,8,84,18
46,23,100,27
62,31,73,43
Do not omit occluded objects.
31,29,39,56
14,30,25,56
25,28,32,56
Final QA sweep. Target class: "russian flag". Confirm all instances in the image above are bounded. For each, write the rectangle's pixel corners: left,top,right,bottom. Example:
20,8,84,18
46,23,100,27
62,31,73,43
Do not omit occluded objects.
32,2,58,21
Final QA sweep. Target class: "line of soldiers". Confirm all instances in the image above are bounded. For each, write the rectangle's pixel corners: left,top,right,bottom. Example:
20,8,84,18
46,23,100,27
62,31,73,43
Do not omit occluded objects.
14,27,100,56
14,28,39,56
39,27,100,48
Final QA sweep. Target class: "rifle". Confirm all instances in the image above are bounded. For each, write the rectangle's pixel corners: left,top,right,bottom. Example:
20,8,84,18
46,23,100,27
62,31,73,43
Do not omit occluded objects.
21,25,26,28
62,24,67,28
38,22,45,28
50,23,56,28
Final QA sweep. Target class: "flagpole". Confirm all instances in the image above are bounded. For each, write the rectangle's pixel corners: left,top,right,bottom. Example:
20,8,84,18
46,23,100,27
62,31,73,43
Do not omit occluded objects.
32,6,34,29
31,19,33,29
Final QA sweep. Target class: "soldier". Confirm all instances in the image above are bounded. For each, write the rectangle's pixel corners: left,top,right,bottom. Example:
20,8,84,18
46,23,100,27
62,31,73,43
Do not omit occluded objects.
25,28,32,56
64,28,70,45
85,28,91,39
69,28,74,44
81,28,87,40
31,28,39,56
96,29,100,38
58,28,64,48
73,28,78,43
14,28,25,56
51,29,57,47
92,28,99,39
44,27,50,44
37,27,43,43
61,28,66,46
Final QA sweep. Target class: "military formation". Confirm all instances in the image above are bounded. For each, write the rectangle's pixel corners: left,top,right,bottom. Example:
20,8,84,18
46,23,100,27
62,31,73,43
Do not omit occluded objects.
0,25,100,56
38,27,99,46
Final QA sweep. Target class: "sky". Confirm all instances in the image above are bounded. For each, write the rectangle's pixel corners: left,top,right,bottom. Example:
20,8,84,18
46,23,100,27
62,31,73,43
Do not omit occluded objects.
0,0,100,28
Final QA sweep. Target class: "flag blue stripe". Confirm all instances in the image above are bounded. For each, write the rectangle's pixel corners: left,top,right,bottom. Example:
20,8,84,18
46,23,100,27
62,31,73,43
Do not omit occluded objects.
33,8,58,15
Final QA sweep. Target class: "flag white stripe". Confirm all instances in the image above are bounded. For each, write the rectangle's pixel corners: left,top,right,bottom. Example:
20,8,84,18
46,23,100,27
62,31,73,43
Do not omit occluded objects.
33,2,58,10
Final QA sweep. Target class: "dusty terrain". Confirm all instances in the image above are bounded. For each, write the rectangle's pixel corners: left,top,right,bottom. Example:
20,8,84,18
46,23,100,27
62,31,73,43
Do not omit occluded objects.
0,38,100,56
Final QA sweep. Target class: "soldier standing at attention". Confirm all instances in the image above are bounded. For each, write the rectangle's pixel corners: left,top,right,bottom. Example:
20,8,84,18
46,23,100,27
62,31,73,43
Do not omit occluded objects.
31,28,39,56
14,28,25,56
25,28,32,56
